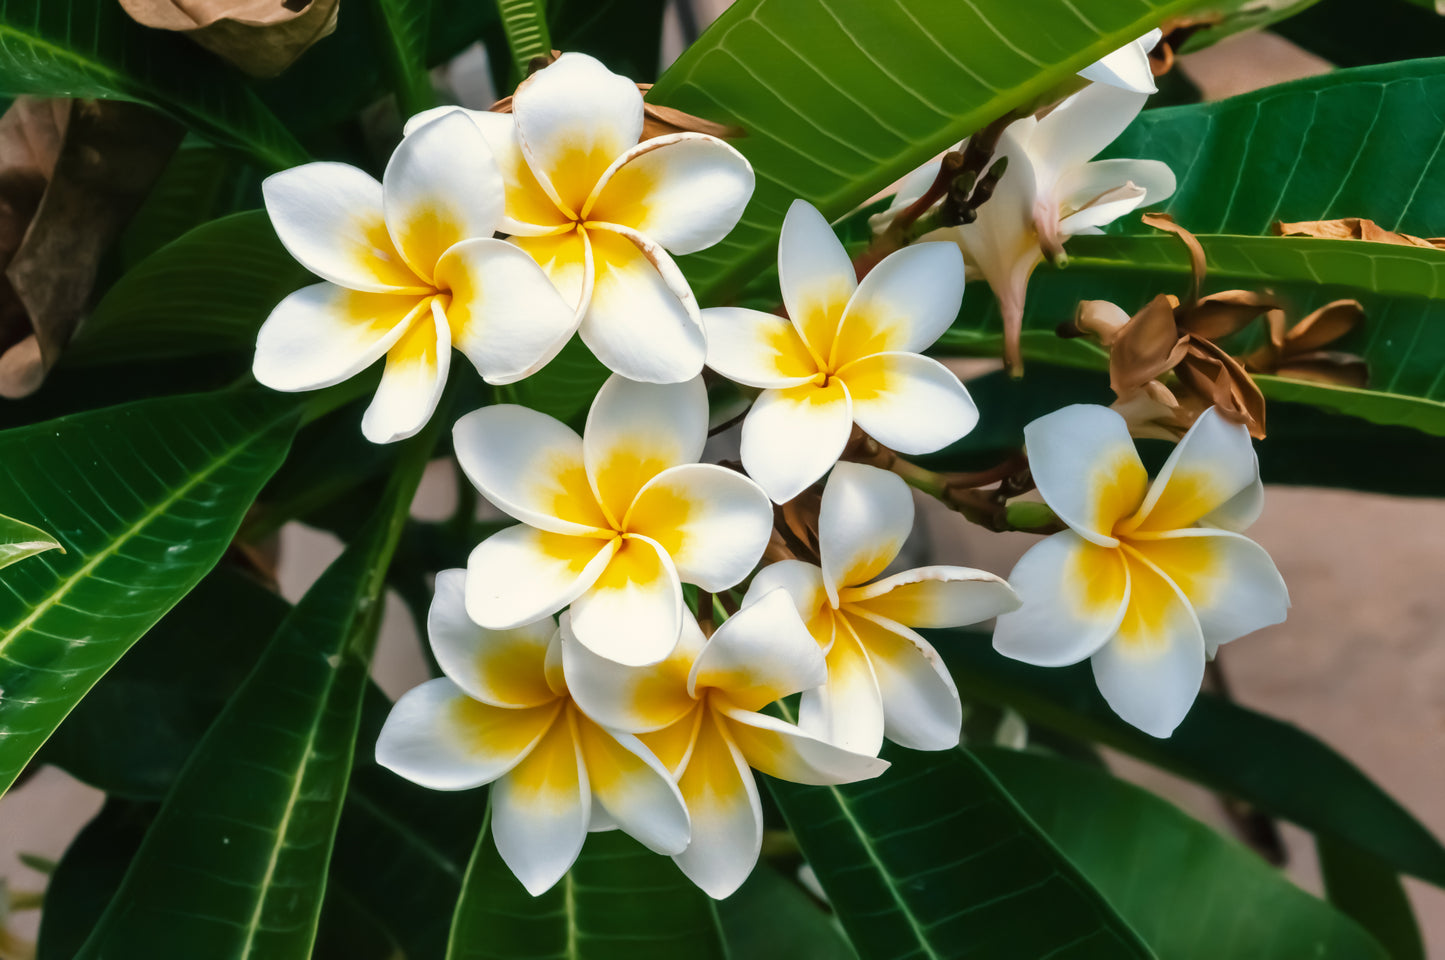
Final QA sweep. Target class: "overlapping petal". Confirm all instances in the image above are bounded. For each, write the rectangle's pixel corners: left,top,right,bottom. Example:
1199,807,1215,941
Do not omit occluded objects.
818,462,913,604
584,374,707,525
1024,404,1148,545
670,710,761,900
797,618,883,754
566,534,683,667
491,707,591,895
993,530,1130,667
830,241,964,365
512,229,593,311
428,569,557,708
1129,530,1289,649
361,299,452,444
743,559,835,649
561,613,702,733
1077,29,1162,94
1029,83,1149,184
739,380,853,504
1056,158,1176,233
778,200,856,358
687,589,825,711
701,306,818,389
576,716,691,855
1122,407,1259,535
844,611,961,752
465,525,617,630
839,352,979,455
842,565,1019,628
720,702,890,783
252,283,422,392
626,464,772,592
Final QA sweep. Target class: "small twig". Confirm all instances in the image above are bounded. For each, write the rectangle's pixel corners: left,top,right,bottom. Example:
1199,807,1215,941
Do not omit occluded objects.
697,589,715,635
707,406,750,437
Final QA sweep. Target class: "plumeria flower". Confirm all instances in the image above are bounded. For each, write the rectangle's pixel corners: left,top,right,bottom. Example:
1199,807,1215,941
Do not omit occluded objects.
561,589,889,898
703,200,979,504
453,373,773,666
406,52,754,384
746,462,1019,755
1079,29,1163,94
254,112,576,444
375,569,690,895
880,83,1175,376
993,405,1290,738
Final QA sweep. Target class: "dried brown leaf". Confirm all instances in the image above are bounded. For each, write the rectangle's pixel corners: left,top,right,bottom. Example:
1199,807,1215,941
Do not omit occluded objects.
1142,211,1205,305
1183,289,1277,340
118,0,338,78
1109,294,1189,397
1283,298,1364,354
1273,217,1445,250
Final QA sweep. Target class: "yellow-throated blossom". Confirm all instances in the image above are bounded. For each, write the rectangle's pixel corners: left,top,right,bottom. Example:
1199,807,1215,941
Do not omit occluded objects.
879,83,1175,376
375,569,690,895
1079,29,1163,94
254,112,575,443
407,52,754,384
453,374,773,666
747,463,1018,755
561,589,888,898
703,200,979,504
993,405,1289,737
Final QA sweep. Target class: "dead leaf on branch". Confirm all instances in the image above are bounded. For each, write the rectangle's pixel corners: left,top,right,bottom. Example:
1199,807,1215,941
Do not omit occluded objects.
0,98,181,398
1274,217,1445,251
118,0,339,78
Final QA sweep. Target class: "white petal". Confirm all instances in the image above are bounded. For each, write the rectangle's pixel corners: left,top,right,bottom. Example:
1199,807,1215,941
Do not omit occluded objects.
625,463,773,592
252,283,421,392
739,380,853,504
452,404,610,535
992,531,1130,667
672,710,762,900
701,306,818,389
382,110,504,283
428,568,557,708
1056,181,1148,237
843,611,961,752
818,462,913,605
842,565,1019,628
361,298,451,444
513,52,642,217
1128,531,1289,649
743,559,836,651
492,707,591,895
1077,30,1161,94
1204,471,1264,533
798,615,884,755
1030,83,1148,183
721,703,890,782
376,678,558,790
778,199,856,360
688,589,825,710
568,534,684,667
1057,158,1176,227
579,225,705,384
1091,549,1206,738
838,352,978,455
561,614,702,733
576,715,691,855
263,162,427,293
465,526,618,630
512,227,593,311
584,374,707,524
830,241,964,366
1122,407,1260,535
878,156,945,221
586,133,753,254
434,237,579,385
1023,404,1148,545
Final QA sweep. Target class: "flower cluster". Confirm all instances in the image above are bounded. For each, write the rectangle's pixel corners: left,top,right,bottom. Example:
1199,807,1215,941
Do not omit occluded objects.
253,45,1289,899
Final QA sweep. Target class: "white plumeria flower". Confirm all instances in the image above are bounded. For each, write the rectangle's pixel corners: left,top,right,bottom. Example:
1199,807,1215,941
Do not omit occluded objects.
406,53,754,384
453,374,773,667
1079,29,1163,94
745,463,1019,755
993,405,1290,738
882,83,1175,376
561,589,889,899
703,200,979,504
375,570,690,896
254,112,576,444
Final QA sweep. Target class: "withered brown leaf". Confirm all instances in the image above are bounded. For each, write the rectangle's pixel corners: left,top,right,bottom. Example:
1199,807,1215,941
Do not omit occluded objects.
118,0,339,78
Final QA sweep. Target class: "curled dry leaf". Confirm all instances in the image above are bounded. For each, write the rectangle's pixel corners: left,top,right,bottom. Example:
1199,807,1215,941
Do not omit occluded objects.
1274,217,1445,251
0,98,181,398
118,0,339,78
1244,299,1368,388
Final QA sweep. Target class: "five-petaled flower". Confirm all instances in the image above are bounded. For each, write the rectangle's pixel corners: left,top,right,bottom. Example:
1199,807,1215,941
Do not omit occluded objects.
407,52,755,384
703,200,979,504
882,82,1175,376
375,569,690,895
993,405,1289,737
747,463,1019,755
561,589,888,899
254,111,576,443
454,373,774,666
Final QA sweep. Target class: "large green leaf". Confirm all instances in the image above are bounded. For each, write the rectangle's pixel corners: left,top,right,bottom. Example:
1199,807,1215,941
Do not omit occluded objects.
448,821,728,959
1271,0,1445,68
69,211,308,368
936,633,1445,889
978,748,1390,960
372,0,434,115
716,864,858,960
941,232,1445,434
0,390,295,799
1318,838,1427,960
0,0,305,167
646,0,1216,302
76,425,437,959
549,0,666,81
767,705,1153,960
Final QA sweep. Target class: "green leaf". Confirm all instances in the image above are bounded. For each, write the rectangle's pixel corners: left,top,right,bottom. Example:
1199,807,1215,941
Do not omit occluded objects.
0,389,295,799
496,0,552,76
549,0,666,81
977,748,1391,960
38,799,156,960
116,142,257,270
372,0,435,116
39,568,287,800
936,632,1445,889
767,702,1153,960
0,512,61,569
448,820,728,959
76,424,437,960
942,232,1445,434
0,0,306,167
512,336,611,425
1318,837,1427,960
69,211,309,368
1271,0,1445,68
647,0,1212,303
1106,58,1445,239
716,864,858,960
